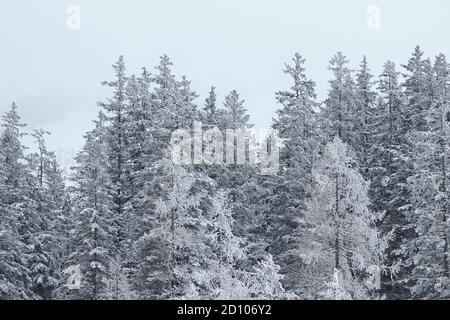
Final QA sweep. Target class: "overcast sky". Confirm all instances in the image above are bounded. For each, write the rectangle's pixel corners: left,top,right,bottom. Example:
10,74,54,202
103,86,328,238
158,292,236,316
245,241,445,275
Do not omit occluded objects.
1,0,449,171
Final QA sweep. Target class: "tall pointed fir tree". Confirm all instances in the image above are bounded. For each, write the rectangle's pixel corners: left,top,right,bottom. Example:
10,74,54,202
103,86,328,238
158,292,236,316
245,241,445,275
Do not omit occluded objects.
367,61,411,298
322,52,356,144
202,86,220,126
401,46,435,297
122,70,154,245
268,53,319,295
353,56,377,175
215,90,269,271
150,55,199,150
407,53,450,298
98,54,128,244
0,103,36,299
27,130,65,299
198,89,256,242
59,113,116,300
177,75,199,126
97,55,136,299
223,90,251,131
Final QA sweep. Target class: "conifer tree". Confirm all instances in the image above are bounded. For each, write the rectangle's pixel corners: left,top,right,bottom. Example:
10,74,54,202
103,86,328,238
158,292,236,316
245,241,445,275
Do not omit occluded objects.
269,53,319,294
353,56,377,174
407,53,450,298
300,137,384,299
367,61,410,298
60,114,115,300
322,52,356,144
0,103,35,299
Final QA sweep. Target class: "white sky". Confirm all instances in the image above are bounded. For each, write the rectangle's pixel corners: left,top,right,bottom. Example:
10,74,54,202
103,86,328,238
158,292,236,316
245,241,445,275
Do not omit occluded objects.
1,0,449,171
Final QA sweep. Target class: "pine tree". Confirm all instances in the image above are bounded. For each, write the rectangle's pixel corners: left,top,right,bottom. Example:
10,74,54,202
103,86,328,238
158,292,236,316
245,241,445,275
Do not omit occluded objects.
407,53,450,298
177,75,199,127
0,103,36,299
203,86,219,126
322,52,356,144
247,254,292,299
206,190,248,299
59,114,115,300
269,53,319,295
300,137,384,299
200,89,255,240
151,55,199,147
133,160,212,299
98,56,129,252
402,46,433,133
123,70,154,243
400,46,436,297
222,90,250,131
367,61,411,298
98,56,138,299
353,56,377,174
27,130,65,299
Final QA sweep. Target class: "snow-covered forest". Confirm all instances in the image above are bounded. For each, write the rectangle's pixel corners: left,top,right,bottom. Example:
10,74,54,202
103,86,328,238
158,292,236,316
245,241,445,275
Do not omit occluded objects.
1,46,450,300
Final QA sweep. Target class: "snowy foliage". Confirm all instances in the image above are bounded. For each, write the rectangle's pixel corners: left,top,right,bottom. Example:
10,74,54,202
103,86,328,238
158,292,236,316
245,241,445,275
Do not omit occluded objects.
3,47,450,300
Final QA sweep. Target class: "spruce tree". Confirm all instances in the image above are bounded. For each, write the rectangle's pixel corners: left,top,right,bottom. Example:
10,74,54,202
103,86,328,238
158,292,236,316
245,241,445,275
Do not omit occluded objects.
322,52,356,144
353,56,377,174
269,53,319,295
407,53,450,298
367,61,411,298
59,113,115,300
0,103,35,299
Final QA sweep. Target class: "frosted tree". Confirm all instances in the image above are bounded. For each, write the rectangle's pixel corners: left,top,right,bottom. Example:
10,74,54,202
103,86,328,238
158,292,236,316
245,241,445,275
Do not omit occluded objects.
59,114,115,300
322,52,356,144
177,75,199,127
223,90,251,131
142,55,202,196
203,86,220,126
353,56,377,174
398,46,436,298
174,187,286,300
98,55,129,254
147,55,178,157
151,55,199,147
44,154,68,277
1,105,65,300
367,61,410,298
122,70,154,243
407,53,450,299
220,91,273,283
268,52,319,294
133,160,211,299
300,137,385,299
27,130,65,299
247,254,292,300
98,56,146,299
207,90,258,240
205,190,248,299
0,103,35,299
402,46,434,133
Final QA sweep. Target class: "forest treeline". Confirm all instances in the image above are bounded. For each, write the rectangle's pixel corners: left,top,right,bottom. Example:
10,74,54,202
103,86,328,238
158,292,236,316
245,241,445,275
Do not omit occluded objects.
1,46,449,300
